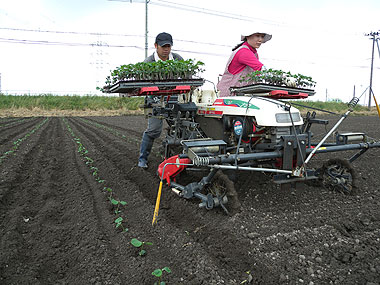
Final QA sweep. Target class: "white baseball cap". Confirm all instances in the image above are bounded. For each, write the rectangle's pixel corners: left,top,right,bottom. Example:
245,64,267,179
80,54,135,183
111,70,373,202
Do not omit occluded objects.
241,32,272,43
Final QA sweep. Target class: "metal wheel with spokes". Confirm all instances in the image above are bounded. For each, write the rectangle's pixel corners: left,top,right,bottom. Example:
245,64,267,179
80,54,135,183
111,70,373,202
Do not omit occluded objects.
204,170,241,215
320,159,356,195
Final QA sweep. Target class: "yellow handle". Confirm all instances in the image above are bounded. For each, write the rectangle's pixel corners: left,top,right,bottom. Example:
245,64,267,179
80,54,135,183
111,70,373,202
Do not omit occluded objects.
152,180,163,226
372,92,380,119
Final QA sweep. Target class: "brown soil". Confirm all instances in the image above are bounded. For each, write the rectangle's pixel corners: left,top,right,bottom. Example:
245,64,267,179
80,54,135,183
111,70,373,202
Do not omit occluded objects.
0,108,143,118
1,114,380,284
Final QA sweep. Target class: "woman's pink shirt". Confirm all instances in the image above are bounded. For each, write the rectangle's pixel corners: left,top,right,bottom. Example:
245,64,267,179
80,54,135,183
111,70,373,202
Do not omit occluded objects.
228,42,263,74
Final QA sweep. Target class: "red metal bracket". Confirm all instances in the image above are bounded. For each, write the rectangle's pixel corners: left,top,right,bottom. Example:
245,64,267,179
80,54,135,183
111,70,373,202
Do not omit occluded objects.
157,155,191,185
139,85,191,96
269,90,308,99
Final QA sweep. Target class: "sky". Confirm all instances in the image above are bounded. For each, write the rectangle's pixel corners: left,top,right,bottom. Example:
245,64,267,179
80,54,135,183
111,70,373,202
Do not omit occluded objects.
0,0,379,105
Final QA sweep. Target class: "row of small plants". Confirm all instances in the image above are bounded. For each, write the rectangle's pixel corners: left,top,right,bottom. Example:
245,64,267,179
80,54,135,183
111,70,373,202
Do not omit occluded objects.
102,59,205,87
63,118,171,284
63,118,129,231
79,118,162,157
0,118,30,128
78,119,254,284
0,118,49,164
239,68,316,89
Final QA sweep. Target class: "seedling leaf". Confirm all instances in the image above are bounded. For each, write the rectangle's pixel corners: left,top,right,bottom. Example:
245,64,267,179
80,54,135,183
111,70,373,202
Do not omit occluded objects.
131,238,143,248
115,217,123,224
152,269,162,278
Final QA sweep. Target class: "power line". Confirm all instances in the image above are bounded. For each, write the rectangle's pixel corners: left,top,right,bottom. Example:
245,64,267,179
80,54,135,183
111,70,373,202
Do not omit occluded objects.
2,36,379,66
108,0,281,25
0,26,231,48
173,48,227,57
0,27,141,38
150,0,282,25
0,36,229,57
0,37,144,49
149,0,365,37
108,0,280,57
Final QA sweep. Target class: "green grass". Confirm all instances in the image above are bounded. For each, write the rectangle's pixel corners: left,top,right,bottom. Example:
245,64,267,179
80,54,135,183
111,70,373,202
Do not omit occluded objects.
287,100,371,114
0,94,144,111
0,94,376,114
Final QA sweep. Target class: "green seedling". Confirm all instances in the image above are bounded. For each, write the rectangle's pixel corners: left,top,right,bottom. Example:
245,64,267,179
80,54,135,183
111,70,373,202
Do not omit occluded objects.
152,267,171,285
110,198,127,214
96,177,105,183
90,166,98,176
75,139,88,155
131,238,153,256
104,187,113,199
84,156,94,165
114,217,128,232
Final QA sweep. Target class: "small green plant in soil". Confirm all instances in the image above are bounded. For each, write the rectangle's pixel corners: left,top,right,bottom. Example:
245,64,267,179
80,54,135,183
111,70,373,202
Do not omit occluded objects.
110,198,127,214
104,187,113,200
152,267,172,285
114,217,128,232
131,238,153,256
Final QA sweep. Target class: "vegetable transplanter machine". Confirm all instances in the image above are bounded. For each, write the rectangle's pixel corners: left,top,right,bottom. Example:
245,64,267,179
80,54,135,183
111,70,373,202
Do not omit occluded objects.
105,75,380,215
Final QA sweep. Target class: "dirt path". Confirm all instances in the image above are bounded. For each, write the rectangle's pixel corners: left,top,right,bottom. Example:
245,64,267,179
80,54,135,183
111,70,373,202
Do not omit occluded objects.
1,115,380,284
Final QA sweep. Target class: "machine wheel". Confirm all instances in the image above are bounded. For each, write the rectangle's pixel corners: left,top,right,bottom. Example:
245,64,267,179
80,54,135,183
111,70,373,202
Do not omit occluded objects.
205,170,241,215
320,159,356,195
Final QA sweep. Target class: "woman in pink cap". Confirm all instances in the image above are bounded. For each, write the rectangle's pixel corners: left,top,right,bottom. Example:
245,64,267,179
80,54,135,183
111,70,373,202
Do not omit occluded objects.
217,31,272,97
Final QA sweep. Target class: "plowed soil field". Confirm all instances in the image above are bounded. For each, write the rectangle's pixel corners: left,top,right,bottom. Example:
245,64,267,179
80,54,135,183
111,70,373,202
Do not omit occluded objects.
1,114,380,285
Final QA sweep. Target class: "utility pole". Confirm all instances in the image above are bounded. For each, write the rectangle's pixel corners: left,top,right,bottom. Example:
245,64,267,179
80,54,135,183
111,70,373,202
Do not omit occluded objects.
366,31,379,108
145,0,148,58
109,0,149,58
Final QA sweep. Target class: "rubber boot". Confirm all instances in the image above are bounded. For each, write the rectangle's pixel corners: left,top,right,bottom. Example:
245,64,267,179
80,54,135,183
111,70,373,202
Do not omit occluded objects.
138,132,154,168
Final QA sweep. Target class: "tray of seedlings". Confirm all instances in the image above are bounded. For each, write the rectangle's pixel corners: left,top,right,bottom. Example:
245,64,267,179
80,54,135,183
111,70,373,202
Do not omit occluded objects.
231,68,316,98
101,59,205,94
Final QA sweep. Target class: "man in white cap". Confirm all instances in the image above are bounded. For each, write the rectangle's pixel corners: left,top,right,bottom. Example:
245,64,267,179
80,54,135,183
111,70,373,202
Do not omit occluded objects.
217,31,272,97
138,32,183,169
